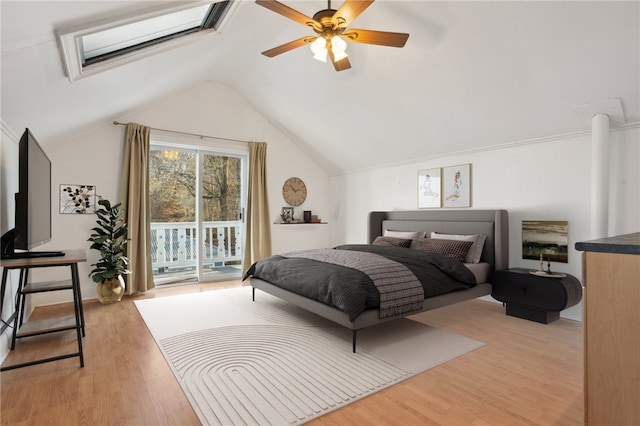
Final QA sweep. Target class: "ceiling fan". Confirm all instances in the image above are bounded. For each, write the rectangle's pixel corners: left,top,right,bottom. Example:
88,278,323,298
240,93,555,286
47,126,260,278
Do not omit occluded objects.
256,0,409,71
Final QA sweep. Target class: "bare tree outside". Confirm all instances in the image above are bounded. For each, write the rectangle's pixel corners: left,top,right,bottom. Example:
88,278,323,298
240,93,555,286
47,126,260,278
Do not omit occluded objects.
201,153,241,222
149,150,241,223
149,148,244,279
150,150,196,222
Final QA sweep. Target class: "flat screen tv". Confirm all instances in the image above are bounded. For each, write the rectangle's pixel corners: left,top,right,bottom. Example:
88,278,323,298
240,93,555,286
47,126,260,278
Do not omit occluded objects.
1,128,64,259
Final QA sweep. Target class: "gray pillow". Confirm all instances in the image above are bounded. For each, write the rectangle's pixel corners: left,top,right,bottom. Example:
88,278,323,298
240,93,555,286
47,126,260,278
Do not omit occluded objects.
384,230,425,239
372,236,412,248
410,238,474,262
431,232,487,263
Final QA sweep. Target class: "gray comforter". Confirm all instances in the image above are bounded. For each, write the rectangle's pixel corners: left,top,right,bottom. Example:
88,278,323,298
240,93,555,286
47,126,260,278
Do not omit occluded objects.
243,244,477,321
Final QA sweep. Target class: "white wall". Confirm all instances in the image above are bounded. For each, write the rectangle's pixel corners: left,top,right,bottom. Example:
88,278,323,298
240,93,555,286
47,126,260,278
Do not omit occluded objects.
10,81,331,307
328,125,640,321
114,81,331,255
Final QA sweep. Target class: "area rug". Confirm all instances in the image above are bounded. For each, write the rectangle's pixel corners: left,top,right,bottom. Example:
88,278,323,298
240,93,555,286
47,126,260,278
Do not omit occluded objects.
134,286,484,425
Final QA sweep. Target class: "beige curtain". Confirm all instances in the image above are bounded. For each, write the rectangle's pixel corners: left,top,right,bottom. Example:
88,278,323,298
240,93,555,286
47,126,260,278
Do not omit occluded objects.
242,142,272,273
119,123,154,294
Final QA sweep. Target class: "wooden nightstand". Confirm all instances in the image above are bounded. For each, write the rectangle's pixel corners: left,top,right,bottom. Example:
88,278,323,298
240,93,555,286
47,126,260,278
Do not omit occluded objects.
490,267,582,323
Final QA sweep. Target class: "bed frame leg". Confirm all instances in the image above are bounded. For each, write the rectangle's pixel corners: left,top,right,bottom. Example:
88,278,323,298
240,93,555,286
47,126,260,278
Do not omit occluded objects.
352,330,357,353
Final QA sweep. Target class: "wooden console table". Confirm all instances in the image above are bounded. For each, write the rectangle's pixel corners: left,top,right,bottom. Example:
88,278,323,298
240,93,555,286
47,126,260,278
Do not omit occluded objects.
0,249,86,371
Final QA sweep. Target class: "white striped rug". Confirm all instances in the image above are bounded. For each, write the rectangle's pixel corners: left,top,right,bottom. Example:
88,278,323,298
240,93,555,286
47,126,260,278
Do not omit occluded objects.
135,286,484,425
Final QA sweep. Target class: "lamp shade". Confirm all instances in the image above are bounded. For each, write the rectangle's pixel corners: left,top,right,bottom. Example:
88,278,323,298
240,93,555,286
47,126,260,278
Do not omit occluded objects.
331,36,348,61
310,37,327,62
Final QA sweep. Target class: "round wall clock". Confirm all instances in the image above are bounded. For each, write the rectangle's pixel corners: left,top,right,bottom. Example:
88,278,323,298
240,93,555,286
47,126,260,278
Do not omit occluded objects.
282,177,307,206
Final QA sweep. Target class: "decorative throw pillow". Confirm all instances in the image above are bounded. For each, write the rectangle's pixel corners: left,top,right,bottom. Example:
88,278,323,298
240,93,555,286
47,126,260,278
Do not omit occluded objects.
384,230,425,239
431,232,487,263
372,236,412,248
410,238,474,262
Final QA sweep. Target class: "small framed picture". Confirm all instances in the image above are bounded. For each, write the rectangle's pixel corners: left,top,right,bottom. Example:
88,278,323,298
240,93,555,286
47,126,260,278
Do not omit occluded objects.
281,206,294,223
522,220,569,263
418,168,441,208
442,164,471,208
60,184,96,214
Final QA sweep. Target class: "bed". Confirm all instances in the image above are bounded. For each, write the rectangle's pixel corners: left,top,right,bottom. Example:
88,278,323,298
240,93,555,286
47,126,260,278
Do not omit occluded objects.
245,209,509,352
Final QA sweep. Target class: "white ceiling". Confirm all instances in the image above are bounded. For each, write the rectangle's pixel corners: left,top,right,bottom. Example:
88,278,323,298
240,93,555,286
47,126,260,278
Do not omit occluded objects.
2,1,639,175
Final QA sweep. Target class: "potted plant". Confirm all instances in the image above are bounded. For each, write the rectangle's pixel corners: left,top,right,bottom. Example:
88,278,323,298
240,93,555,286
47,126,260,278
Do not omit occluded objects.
88,197,130,304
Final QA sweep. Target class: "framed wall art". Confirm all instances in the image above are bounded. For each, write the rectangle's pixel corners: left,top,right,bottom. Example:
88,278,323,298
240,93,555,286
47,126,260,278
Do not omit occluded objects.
418,168,441,208
522,220,569,263
60,184,96,214
442,164,471,208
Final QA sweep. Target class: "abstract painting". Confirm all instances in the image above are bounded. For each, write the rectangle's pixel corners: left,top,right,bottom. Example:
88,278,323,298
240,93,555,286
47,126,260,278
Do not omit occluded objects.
522,220,569,263
60,184,96,214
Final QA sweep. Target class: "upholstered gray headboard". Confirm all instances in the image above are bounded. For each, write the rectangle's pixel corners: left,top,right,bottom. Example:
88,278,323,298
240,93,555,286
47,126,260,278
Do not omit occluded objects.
368,209,509,271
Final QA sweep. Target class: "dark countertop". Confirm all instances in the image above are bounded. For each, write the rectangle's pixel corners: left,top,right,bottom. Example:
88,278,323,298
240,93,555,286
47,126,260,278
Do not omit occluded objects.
575,232,640,255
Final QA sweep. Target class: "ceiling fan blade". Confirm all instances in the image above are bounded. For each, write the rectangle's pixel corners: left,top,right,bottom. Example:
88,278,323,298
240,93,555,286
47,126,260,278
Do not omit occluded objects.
255,0,321,30
261,36,316,57
332,0,374,29
327,49,352,72
342,29,409,47
333,56,352,72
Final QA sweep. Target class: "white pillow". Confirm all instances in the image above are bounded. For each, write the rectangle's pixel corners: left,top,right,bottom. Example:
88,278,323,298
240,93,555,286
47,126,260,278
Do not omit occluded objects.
431,232,487,263
384,230,425,239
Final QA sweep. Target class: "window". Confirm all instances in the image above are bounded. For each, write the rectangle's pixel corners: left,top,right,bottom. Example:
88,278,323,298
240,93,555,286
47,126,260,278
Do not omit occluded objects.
57,1,236,81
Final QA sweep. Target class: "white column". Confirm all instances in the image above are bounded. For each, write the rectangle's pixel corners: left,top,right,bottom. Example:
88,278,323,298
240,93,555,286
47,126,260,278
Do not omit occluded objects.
590,113,610,238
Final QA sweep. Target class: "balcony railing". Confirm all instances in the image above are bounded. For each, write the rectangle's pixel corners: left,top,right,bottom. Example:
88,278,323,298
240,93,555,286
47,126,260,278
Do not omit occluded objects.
150,221,242,273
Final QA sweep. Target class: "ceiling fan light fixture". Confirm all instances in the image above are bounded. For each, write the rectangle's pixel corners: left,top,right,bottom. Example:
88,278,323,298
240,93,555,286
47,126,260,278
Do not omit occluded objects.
330,35,348,61
310,37,327,62
257,0,409,71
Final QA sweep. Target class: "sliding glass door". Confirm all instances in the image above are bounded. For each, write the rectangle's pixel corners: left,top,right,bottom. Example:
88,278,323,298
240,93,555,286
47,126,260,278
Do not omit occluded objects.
149,145,246,285
197,152,244,281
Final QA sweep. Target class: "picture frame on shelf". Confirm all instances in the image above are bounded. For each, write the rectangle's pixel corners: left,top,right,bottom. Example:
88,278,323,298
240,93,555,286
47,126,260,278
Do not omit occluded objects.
417,168,441,208
281,206,294,223
442,164,471,208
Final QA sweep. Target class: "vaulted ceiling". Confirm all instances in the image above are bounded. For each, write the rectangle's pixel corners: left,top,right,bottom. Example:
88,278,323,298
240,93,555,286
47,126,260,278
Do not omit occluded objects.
2,1,639,175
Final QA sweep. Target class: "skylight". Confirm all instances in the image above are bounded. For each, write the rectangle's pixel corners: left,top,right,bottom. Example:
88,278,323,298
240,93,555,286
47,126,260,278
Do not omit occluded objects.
57,1,236,81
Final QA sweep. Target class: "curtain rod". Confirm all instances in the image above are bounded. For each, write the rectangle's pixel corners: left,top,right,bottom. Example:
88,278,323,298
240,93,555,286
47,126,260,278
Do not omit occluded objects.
112,121,249,144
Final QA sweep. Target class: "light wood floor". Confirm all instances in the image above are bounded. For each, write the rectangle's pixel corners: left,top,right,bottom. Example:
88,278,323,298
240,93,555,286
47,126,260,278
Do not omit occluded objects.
1,280,583,425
